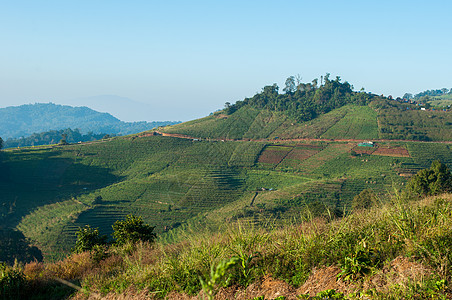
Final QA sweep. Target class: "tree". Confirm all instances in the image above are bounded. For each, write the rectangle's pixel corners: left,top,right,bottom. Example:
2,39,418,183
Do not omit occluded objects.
283,76,296,94
295,74,302,86
59,133,68,145
0,137,3,150
312,78,318,88
112,215,156,245
403,93,413,100
72,225,108,253
324,72,331,82
407,160,452,197
352,189,377,211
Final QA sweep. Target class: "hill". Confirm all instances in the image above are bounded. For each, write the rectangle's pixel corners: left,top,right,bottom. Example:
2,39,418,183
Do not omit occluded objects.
63,95,161,123
1,133,451,262
0,77,452,264
161,77,452,142
0,77,451,298
4,192,452,299
0,103,179,139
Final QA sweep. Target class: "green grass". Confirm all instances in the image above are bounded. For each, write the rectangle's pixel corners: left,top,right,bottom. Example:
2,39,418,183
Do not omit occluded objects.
378,108,452,141
428,94,452,107
162,107,261,139
16,193,452,299
320,106,379,140
2,129,452,263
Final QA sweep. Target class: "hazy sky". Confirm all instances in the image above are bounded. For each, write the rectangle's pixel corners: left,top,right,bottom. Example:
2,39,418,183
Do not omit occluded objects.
1,1,451,121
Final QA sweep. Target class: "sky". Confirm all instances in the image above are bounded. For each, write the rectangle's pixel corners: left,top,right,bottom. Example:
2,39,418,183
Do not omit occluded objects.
1,0,451,121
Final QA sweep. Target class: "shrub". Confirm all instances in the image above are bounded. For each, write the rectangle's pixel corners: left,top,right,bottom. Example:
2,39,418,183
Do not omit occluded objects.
112,215,156,245
0,263,26,299
407,160,452,197
72,225,108,253
352,189,377,211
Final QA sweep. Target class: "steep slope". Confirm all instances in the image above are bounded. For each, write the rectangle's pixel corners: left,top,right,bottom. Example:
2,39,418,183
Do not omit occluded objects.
161,105,381,141
162,99,452,142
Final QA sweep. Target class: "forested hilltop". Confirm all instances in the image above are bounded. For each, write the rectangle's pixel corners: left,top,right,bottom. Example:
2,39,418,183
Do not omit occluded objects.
162,75,452,141
0,103,179,139
226,74,373,122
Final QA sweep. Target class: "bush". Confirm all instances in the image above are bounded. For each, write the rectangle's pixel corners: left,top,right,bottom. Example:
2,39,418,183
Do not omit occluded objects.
352,189,377,211
407,160,452,197
72,225,108,253
0,263,26,299
112,215,156,245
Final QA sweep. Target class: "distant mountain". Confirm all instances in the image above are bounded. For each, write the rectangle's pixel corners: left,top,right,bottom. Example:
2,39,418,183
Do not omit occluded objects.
0,103,179,139
63,95,157,122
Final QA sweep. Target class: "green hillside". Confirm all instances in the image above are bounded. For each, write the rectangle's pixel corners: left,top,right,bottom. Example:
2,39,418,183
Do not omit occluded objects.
1,77,452,265
1,132,451,262
161,81,452,142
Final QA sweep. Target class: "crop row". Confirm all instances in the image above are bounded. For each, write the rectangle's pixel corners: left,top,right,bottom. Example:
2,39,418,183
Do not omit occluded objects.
321,106,379,140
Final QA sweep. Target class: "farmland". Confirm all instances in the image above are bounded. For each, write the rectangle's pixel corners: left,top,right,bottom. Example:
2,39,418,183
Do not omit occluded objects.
320,106,379,140
2,133,449,261
2,97,452,263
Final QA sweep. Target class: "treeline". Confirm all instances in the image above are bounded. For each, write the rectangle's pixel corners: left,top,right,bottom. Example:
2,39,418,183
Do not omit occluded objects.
0,103,180,139
4,128,111,148
413,88,451,99
226,74,376,122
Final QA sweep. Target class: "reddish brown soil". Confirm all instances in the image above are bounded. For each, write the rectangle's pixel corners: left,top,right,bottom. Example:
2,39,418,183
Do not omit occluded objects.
258,148,292,164
372,147,410,157
351,145,377,155
285,148,320,161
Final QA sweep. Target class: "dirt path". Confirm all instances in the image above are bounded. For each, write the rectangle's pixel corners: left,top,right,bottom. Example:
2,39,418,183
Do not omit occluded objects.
154,131,452,144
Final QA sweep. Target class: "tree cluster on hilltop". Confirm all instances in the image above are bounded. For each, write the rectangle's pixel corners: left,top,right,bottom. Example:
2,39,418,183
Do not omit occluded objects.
225,74,377,122
413,88,451,99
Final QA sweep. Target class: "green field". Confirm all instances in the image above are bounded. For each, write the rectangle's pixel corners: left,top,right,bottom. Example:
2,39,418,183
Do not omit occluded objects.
2,101,452,262
428,94,452,107
320,106,379,139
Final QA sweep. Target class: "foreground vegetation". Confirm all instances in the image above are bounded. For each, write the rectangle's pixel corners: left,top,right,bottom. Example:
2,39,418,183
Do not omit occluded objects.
2,189,452,299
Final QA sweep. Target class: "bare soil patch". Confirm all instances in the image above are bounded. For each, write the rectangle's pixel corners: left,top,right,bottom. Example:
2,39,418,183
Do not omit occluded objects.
372,146,410,157
351,145,377,155
285,148,320,161
258,147,292,164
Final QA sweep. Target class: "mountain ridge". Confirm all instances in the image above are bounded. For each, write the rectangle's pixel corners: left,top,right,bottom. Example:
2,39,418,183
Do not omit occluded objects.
0,102,179,139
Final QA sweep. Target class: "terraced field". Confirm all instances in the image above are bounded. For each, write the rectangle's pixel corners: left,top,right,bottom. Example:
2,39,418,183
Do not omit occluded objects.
3,103,452,262
320,106,379,139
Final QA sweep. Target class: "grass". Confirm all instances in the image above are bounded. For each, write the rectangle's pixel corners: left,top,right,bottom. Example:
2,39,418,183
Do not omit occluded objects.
378,108,452,141
320,106,379,140
3,134,450,263
11,192,452,299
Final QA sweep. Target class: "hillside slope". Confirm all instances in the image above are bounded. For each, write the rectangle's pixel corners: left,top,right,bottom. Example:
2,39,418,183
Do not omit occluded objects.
162,99,452,142
0,103,178,139
6,192,452,299
1,132,451,262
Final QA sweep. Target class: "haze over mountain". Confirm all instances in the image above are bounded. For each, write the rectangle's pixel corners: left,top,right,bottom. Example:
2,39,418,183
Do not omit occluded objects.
62,95,159,123
0,103,179,139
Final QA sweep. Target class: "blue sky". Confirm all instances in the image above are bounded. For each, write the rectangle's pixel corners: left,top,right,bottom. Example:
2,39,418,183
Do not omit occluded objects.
1,1,451,121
